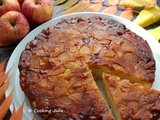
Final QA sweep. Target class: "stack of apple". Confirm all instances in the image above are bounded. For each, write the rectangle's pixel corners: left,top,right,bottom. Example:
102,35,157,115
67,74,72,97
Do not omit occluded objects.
0,0,54,46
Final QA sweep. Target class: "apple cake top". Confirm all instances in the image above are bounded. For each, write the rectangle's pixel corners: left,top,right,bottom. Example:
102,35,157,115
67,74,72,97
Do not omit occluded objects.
18,16,155,119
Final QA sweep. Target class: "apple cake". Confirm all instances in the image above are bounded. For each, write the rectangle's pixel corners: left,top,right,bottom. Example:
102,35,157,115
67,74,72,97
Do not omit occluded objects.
103,73,160,120
18,16,156,119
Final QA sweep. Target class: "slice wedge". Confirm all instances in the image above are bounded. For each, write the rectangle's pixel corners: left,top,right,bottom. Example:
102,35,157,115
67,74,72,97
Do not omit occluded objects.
103,73,160,120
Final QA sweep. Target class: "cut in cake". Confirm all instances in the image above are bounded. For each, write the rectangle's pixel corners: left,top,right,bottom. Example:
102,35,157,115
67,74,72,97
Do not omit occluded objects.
103,73,160,120
18,16,156,119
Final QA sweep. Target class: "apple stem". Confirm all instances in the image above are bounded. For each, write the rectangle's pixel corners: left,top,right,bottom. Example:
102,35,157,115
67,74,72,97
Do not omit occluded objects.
0,0,2,6
34,0,40,5
10,22,16,28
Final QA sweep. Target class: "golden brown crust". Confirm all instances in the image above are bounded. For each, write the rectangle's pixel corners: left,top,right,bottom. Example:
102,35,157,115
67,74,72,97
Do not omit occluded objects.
20,58,114,119
19,16,155,86
103,73,160,120
18,16,156,119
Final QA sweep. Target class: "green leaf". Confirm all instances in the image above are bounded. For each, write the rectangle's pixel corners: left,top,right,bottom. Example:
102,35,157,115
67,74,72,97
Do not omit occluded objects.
148,26,160,42
134,6,160,27
119,0,155,8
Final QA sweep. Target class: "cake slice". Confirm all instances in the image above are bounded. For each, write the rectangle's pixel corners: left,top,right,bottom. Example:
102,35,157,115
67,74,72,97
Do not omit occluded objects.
20,58,114,120
103,73,160,120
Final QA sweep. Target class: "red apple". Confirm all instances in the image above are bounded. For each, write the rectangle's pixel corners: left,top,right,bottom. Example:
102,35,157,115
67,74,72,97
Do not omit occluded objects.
0,0,21,17
0,11,30,46
22,0,54,27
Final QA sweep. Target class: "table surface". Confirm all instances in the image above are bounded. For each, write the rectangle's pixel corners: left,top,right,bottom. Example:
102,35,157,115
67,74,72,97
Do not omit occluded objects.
0,0,160,119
